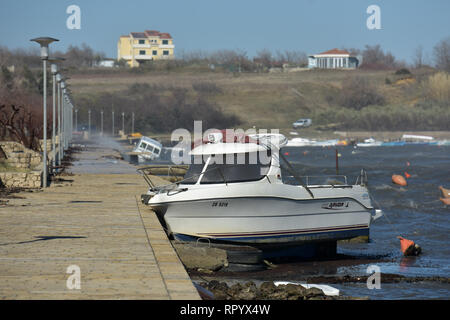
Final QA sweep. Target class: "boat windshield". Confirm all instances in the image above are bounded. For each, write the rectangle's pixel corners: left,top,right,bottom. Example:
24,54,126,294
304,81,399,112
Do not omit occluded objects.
182,152,271,184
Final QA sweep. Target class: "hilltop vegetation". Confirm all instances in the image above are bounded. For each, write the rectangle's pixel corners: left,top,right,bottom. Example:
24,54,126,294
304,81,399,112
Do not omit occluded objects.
1,39,450,142
67,66,450,134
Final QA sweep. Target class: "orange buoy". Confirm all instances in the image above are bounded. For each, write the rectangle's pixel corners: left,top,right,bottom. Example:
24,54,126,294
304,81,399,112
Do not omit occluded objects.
404,172,411,179
439,186,450,198
397,236,421,256
392,174,407,186
284,152,289,156
406,161,410,167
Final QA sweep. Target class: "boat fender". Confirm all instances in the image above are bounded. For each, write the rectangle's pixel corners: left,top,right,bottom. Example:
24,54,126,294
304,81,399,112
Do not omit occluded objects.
404,172,411,179
392,174,407,186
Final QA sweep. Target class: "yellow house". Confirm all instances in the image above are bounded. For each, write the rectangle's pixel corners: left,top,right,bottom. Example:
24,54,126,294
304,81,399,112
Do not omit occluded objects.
117,30,175,67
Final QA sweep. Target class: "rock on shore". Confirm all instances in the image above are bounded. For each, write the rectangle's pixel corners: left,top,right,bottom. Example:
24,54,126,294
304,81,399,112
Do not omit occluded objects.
198,280,358,300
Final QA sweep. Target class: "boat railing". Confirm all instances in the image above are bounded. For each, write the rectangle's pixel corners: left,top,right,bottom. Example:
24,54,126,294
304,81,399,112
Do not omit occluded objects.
138,162,261,193
137,163,233,192
285,174,348,186
137,165,188,189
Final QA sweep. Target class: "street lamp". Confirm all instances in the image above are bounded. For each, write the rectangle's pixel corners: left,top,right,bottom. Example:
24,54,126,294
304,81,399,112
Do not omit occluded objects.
132,112,135,134
88,109,91,138
75,109,78,132
48,57,64,172
60,81,66,153
30,37,59,188
100,110,104,136
112,110,115,136
122,112,125,135
56,73,62,165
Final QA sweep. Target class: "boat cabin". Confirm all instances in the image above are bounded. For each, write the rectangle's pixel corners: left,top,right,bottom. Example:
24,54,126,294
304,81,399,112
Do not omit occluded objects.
133,136,163,160
181,132,286,185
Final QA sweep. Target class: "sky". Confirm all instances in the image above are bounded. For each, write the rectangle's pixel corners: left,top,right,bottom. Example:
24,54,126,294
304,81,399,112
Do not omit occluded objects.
0,0,449,64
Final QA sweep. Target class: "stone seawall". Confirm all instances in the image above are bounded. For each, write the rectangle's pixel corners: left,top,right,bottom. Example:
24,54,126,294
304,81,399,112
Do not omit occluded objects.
0,171,42,188
0,141,44,188
0,141,42,169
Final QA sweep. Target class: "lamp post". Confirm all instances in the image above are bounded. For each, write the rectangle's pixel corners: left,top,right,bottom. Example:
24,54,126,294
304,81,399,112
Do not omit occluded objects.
48,58,64,172
100,111,104,136
88,109,91,138
112,110,115,136
60,81,66,154
56,73,62,165
122,112,125,135
30,37,59,188
62,86,71,150
75,109,78,132
131,112,135,134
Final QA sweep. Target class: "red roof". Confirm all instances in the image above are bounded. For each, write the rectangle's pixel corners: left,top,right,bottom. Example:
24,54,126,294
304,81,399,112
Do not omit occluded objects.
317,48,350,55
128,30,172,39
159,33,172,39
144,30,160,36
130,32,146,38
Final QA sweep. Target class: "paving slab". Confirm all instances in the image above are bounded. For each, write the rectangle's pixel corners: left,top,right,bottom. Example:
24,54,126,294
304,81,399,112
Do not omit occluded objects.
0,143,200,300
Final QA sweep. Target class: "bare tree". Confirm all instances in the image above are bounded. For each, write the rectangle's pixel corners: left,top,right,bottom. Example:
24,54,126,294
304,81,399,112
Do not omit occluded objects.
433,37,450,72
361,44,398,69
275,50,307,66
413,45,424,68
254,49,273,68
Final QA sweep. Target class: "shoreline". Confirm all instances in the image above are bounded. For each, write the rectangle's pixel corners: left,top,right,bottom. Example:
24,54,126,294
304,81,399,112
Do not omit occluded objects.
137,130,450,145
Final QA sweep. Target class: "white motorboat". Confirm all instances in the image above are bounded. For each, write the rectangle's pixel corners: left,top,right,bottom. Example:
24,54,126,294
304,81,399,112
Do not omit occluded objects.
312,139,339,147
139,131,382,246
132,136,163,163
286,137,313,147
356,138,383,147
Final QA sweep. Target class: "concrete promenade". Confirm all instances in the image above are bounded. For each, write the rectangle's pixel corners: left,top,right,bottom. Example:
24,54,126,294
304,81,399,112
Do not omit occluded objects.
0,143,200,299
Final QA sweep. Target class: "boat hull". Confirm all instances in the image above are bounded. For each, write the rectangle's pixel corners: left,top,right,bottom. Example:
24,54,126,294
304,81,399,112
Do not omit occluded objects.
151,196,372,245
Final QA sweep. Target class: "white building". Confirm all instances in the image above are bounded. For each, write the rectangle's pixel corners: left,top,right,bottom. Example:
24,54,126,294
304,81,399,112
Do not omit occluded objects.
308,49,359,69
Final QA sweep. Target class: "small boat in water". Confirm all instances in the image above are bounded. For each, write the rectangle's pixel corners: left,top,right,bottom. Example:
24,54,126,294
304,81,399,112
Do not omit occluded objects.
132,136,163,163
139,130,383,248
356,138,383,147
286,137,313,147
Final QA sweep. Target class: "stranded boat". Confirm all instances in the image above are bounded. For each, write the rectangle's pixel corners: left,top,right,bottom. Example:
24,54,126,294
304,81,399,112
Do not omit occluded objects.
132,136,163,163
139,131,383,247
356,138,383,147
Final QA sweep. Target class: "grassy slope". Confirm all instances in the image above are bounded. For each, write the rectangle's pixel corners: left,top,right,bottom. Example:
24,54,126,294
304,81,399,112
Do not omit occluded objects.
68,68,447,138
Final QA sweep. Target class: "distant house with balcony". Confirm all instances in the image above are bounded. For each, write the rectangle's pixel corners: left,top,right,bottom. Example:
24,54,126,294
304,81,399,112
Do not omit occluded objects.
308,48,359,69
117,30,175,67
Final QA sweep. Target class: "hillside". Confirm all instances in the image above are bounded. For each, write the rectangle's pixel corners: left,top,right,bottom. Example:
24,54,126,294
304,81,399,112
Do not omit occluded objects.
67,67,450,137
